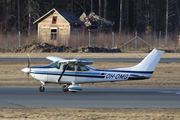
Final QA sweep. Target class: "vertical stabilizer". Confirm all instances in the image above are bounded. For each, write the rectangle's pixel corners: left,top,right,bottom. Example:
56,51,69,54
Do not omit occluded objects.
111,48,164,71
131,48,164,71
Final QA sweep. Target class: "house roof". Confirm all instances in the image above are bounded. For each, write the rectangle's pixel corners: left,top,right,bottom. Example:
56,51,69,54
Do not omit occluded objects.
33,8,84,26
80,12,114,28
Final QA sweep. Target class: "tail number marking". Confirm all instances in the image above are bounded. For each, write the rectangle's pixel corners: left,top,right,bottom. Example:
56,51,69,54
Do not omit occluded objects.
105,73,129,80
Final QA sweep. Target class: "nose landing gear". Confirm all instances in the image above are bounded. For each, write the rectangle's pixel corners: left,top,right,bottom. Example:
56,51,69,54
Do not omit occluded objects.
39,86,45,92
39,81,45,92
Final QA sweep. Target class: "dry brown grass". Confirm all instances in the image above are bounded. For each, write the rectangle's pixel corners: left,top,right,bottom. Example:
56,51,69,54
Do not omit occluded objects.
0,53,180,119
0,32,179,51
0,108,179,120
0,61,180,88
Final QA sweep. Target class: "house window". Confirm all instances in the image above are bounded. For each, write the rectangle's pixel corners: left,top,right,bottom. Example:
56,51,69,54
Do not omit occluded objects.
52,16,57,24
50,29,57,40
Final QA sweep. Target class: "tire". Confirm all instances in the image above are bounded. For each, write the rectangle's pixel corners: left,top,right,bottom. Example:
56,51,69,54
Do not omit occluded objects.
39,86,45,92
62,85,69,92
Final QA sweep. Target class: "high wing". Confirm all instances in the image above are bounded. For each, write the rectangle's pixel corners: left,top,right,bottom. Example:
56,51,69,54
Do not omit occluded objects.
46,57,94,83
59,59,94,65
46,56,66,62
46,56,94,65
57,59,94,82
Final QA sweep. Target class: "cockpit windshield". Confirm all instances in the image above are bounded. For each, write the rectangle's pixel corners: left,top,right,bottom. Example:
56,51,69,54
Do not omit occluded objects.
49,61,61,69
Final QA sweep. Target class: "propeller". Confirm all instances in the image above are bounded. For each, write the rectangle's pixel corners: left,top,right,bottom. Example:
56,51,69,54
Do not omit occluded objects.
27,54,31,80
27,54,31,68
22,54,31,80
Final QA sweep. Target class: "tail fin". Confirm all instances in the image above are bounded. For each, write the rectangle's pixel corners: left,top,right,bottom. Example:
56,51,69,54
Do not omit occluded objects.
112,48,164,71
131,48,164,71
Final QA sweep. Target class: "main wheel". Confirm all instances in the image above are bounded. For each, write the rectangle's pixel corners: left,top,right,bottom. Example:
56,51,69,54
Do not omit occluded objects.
39,86,45,92
62,85,69,92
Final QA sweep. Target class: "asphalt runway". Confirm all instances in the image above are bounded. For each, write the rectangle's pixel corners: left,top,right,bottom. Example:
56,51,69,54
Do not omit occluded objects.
0,58,180,63
0,87,180,108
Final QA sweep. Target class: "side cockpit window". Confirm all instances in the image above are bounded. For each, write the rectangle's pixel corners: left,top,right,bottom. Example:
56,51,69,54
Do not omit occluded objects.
77,66,89,71
50,61,61,69
62,65,89,71
63,64,75,71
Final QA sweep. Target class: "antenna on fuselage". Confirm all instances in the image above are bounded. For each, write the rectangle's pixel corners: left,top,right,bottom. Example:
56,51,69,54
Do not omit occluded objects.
74,55,82,59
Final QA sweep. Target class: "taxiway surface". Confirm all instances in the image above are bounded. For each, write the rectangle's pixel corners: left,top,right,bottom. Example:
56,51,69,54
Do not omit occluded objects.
0,87,180,108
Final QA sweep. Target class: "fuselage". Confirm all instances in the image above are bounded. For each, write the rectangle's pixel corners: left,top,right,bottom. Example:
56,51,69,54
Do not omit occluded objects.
29,61,152,84
21,49,164,92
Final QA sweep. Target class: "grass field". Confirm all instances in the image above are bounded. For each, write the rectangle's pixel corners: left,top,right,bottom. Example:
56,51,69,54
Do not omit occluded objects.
0,52,180,120
0,108,180,120
0,62,180,88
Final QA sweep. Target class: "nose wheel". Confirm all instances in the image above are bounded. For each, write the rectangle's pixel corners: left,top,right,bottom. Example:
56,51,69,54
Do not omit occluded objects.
39,86,45,92
39,81,45,92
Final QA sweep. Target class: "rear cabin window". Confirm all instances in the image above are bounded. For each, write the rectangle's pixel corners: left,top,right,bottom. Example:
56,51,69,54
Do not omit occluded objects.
77,66,89,71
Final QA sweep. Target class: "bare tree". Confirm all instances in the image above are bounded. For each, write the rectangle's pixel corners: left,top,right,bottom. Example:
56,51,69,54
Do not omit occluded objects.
28,0,31,37
104,0,107,19
126,0,129,32
91,0,93,12
99,0,101,16
176,0,180,29
83,0,86,13
26,0,40,36
119,0,122,34
168,0,177,32
165,0,168,43
71,0,74,13
136,0,139,32
153,3,156,33
17,0,21,47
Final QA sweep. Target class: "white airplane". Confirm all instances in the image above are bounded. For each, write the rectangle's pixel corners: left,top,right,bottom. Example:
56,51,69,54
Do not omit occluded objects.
22,48,164,93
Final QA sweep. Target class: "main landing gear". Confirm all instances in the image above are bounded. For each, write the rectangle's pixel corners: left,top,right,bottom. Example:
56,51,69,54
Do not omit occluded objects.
38,81,76,93
38,82,70,92
62,84,69,92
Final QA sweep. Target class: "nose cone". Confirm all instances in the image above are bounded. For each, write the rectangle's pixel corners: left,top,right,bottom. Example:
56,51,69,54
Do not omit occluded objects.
22,68,30,73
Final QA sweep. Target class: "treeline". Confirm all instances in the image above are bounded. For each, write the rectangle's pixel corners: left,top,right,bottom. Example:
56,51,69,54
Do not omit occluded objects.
0,0,180,36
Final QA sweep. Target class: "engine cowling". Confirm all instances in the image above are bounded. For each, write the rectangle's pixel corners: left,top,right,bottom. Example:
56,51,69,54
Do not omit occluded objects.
68,85,82,92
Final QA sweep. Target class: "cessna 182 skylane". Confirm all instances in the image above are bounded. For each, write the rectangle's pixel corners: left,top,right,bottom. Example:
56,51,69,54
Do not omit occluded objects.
22,48,164,93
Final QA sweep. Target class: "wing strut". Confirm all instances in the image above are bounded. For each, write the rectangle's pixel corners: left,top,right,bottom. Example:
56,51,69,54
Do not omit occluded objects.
58,64,68,82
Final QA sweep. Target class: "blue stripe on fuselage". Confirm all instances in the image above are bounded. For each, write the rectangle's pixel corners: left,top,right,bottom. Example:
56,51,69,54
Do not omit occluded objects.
85,66,153,74
30,65,153,74
30,72,104,78
30,66,52,68
30,68,153,76
30,69,152,79
94,69,153,74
